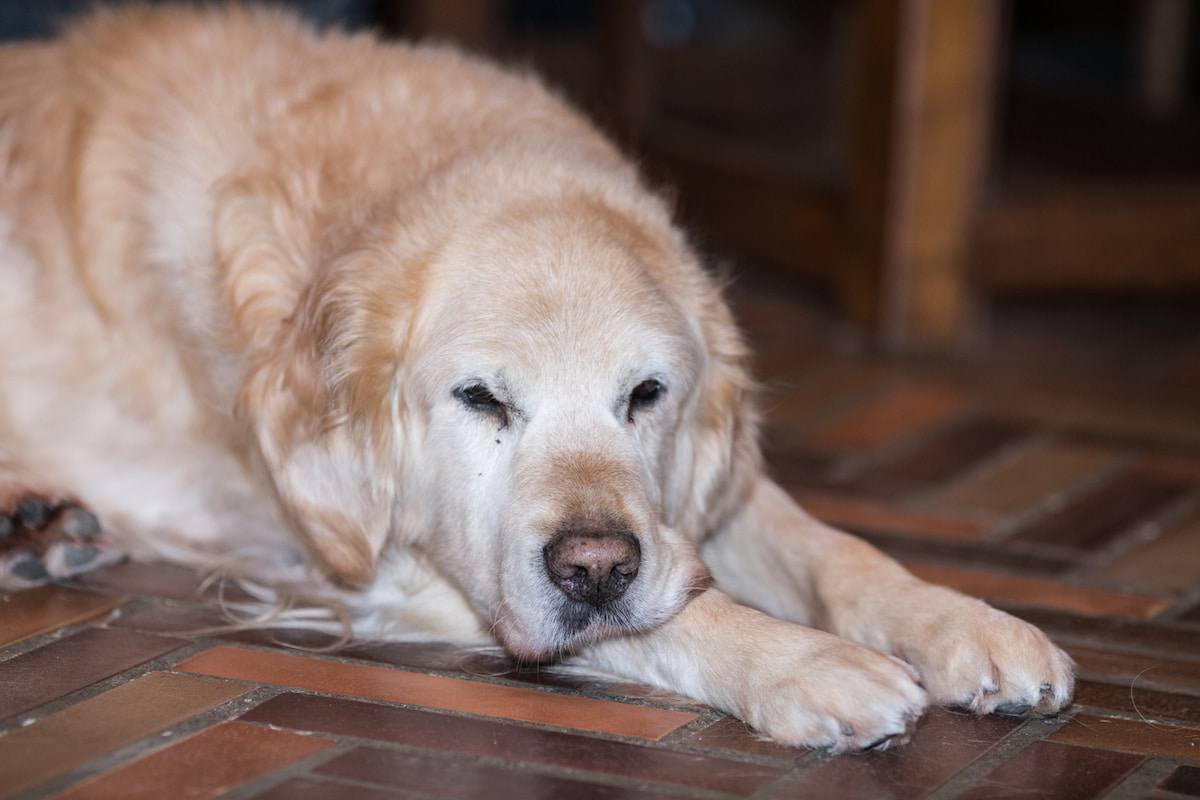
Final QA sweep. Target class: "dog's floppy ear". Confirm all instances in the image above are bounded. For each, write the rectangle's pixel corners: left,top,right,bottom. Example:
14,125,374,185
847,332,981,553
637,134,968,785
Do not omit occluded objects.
669,275,762,538
219,180,400,585
240,341,395,585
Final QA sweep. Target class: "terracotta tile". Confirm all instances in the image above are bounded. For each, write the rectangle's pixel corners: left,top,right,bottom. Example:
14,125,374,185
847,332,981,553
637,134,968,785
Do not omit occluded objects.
954,740,1145,800
860,530,1075,577
333,639,472,671
907,563,1172,619
806,383,968,450
679,715,816,761
1096,511,1200,594
1160,765,1200,796
994,390,1200,447
107,600,230,634
0,671,252,796
762,361,891,429
929,440,1118,517
1074,680,1200,726
241,692,789,795
0,628,185,721
111,600,355,651
53,722,334,800
316,745,702,800
777,707,1025,799
790,491,988,542
176,645,697,740
1141,453,1200,483
250,777,400,800
1179,599,1200,625
342,642,602,691
0,585,128,648
763,450,838,487
604,681,709,708
848,418,1030,496
1008,607,1200,660
71,561,256,603
1049,713,1200,760
1013,471,1190,552
115,607,597,692
1066,644,1200,692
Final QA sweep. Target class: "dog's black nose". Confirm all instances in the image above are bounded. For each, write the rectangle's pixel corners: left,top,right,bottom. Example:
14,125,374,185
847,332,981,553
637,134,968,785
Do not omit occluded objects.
544,526,640,608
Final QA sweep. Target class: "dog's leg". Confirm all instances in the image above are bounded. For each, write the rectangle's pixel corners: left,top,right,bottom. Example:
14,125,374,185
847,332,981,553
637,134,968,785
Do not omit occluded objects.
581,587,927,751
0,484,121,589
701,476,1075,717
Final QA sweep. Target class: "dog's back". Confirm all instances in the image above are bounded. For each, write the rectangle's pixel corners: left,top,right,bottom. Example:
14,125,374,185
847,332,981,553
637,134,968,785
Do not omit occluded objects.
0,5,650,564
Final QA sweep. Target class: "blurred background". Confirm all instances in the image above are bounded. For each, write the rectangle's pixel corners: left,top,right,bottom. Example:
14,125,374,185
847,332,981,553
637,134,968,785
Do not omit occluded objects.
4,0,1199,354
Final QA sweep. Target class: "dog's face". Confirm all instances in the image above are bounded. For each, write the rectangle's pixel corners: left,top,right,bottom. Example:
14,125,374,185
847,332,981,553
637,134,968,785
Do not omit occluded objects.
247,193,757,660
404,203,722,659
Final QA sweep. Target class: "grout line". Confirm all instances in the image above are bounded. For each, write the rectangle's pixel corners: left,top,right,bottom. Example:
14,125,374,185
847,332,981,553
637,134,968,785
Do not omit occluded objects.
9,690,275,800
232,717,752,800
1102,757,1197,800
921,715,1064,800
982,452,1136,546
213,738,359,800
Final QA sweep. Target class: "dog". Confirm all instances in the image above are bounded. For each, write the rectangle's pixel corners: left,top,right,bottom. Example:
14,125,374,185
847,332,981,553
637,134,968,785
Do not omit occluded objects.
0,5,1073,751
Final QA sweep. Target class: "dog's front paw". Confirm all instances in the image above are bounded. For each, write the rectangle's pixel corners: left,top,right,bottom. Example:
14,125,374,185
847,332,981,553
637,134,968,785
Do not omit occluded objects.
742,631,928,753
895,587,1074,717
0,493,121,589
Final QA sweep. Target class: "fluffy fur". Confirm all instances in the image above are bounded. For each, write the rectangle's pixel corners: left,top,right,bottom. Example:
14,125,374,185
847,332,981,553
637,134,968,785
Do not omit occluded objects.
0,5,1073,750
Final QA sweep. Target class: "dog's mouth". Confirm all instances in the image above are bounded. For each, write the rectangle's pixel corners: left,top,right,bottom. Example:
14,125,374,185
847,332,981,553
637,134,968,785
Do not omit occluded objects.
496,543,712,662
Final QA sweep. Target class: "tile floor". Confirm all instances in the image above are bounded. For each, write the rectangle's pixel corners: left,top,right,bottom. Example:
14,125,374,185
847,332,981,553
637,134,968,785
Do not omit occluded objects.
2,282,1200,799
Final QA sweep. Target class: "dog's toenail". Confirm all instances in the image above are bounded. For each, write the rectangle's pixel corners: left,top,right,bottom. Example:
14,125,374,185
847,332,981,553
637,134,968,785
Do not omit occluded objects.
995,702,1032,717
865,733,899,751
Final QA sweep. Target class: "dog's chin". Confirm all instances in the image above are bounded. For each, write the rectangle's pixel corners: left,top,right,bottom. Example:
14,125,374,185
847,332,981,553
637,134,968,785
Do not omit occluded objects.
497,575,710,662
492,603,633,662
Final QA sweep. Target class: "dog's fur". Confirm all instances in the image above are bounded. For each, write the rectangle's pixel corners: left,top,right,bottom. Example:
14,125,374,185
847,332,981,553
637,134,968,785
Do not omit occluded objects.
0,6,1073,750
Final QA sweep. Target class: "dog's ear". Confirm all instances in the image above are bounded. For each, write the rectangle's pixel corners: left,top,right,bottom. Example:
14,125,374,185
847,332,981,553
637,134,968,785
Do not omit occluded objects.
219,181,402,585
670,279,762,538
238,322,397,586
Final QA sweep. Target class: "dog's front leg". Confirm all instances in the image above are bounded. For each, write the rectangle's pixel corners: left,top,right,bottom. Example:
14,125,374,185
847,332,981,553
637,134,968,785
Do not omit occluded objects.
581,588,927,751
702,476,1075,717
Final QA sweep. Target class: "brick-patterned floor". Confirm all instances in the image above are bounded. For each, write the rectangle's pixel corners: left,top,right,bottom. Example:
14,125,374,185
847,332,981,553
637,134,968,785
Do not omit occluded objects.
2,283,1199,799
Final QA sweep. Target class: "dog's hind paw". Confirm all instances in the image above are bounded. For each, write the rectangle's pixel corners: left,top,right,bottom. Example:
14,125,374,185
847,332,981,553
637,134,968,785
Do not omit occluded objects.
0,493,122,590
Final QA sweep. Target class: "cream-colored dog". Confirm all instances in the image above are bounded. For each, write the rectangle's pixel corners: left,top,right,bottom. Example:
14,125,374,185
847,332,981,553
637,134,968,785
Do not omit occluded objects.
0,6,1073,750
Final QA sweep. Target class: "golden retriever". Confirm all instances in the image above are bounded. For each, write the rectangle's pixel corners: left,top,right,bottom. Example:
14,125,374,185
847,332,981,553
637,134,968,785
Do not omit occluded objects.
0,5,1073,750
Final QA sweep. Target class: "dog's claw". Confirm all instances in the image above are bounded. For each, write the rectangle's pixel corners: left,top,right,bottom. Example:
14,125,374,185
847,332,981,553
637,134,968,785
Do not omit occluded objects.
994,701,1032,717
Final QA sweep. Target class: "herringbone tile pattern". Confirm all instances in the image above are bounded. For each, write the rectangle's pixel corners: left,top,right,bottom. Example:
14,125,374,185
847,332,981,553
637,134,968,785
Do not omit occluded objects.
2,285,1198,799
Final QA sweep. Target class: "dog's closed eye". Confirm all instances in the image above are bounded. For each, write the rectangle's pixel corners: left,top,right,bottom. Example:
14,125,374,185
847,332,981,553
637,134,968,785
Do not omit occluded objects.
627,379,665,422
456,383,510,428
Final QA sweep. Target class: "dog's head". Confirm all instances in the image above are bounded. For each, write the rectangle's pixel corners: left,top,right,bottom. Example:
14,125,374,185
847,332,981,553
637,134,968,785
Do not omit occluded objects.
236,174,758,660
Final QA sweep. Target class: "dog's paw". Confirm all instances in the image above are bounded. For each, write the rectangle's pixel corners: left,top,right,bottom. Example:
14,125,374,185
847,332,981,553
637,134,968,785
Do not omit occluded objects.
743,632,928,753
895,587,1074,718
0,492,121,590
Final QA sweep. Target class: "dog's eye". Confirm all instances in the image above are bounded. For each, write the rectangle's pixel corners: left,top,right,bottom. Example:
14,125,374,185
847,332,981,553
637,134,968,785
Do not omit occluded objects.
455,383,510,427
627,379,664,421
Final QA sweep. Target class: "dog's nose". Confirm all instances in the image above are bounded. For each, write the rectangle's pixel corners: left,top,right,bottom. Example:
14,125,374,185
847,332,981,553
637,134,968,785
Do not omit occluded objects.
544,526,640,608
